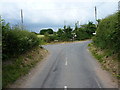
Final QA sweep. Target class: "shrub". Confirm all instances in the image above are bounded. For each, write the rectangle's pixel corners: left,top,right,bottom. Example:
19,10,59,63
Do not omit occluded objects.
2,22,41,60
93,11,120,60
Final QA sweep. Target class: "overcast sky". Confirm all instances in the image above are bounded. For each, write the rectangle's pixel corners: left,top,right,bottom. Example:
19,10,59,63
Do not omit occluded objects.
0,0,119,32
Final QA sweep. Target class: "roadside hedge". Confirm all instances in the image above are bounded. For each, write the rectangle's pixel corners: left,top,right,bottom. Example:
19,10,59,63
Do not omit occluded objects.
2,22,41,60
93,11,120,60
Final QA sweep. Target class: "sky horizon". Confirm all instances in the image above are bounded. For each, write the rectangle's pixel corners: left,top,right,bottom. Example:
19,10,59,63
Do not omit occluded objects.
0,0,119,33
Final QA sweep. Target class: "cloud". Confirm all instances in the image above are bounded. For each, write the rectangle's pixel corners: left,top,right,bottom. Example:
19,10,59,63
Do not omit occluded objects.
1,0,119,3
0,0,119,32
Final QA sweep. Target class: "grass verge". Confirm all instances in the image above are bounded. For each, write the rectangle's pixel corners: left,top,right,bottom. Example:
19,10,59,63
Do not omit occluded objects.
88,43,120,86
2,46,48,88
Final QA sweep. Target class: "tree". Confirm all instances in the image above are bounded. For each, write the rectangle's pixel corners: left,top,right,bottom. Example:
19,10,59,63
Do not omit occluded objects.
96,19,101,25
40,28,53,35
63,25,73,41
80,21,96,36
47,28,54,34
57,28,64,41
74,21,96,40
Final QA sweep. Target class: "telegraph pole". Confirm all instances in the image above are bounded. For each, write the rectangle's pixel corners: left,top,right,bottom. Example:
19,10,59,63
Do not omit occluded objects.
0,16,2,27
118,1,120,11
64,20,66,26
94,6,98,28
20,9,23,30
95,6,97,22
93,6,97,35
95,6,97,21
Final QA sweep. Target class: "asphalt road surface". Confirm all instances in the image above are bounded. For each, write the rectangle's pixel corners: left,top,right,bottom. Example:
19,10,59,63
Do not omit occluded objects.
17,41,117,88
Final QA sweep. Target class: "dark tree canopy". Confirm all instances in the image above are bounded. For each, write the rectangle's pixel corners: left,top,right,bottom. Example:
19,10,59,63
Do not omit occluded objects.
40,28,53,35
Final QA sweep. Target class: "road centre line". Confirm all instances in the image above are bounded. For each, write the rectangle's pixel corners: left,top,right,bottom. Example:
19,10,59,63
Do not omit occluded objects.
65,57,68,66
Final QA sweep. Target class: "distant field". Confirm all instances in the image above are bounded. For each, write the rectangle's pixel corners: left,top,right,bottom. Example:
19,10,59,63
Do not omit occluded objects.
37,35,44,38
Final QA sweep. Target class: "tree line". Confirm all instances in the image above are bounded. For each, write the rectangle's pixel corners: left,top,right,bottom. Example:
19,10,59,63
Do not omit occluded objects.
39,21,96,43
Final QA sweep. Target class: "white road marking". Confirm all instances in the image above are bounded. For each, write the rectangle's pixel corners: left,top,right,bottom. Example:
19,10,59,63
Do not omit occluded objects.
95,77,102,88
65,57,68,66
64,86,67,89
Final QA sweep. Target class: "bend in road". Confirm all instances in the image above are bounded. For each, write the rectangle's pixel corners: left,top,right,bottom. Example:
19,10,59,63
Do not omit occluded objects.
16,41,117,88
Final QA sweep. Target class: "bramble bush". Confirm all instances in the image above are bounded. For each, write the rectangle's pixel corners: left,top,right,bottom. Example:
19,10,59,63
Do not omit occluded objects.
93,11,120,60
2,20,41,60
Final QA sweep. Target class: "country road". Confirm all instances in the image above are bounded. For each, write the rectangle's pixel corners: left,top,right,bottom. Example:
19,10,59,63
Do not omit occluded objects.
12,40,118,88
